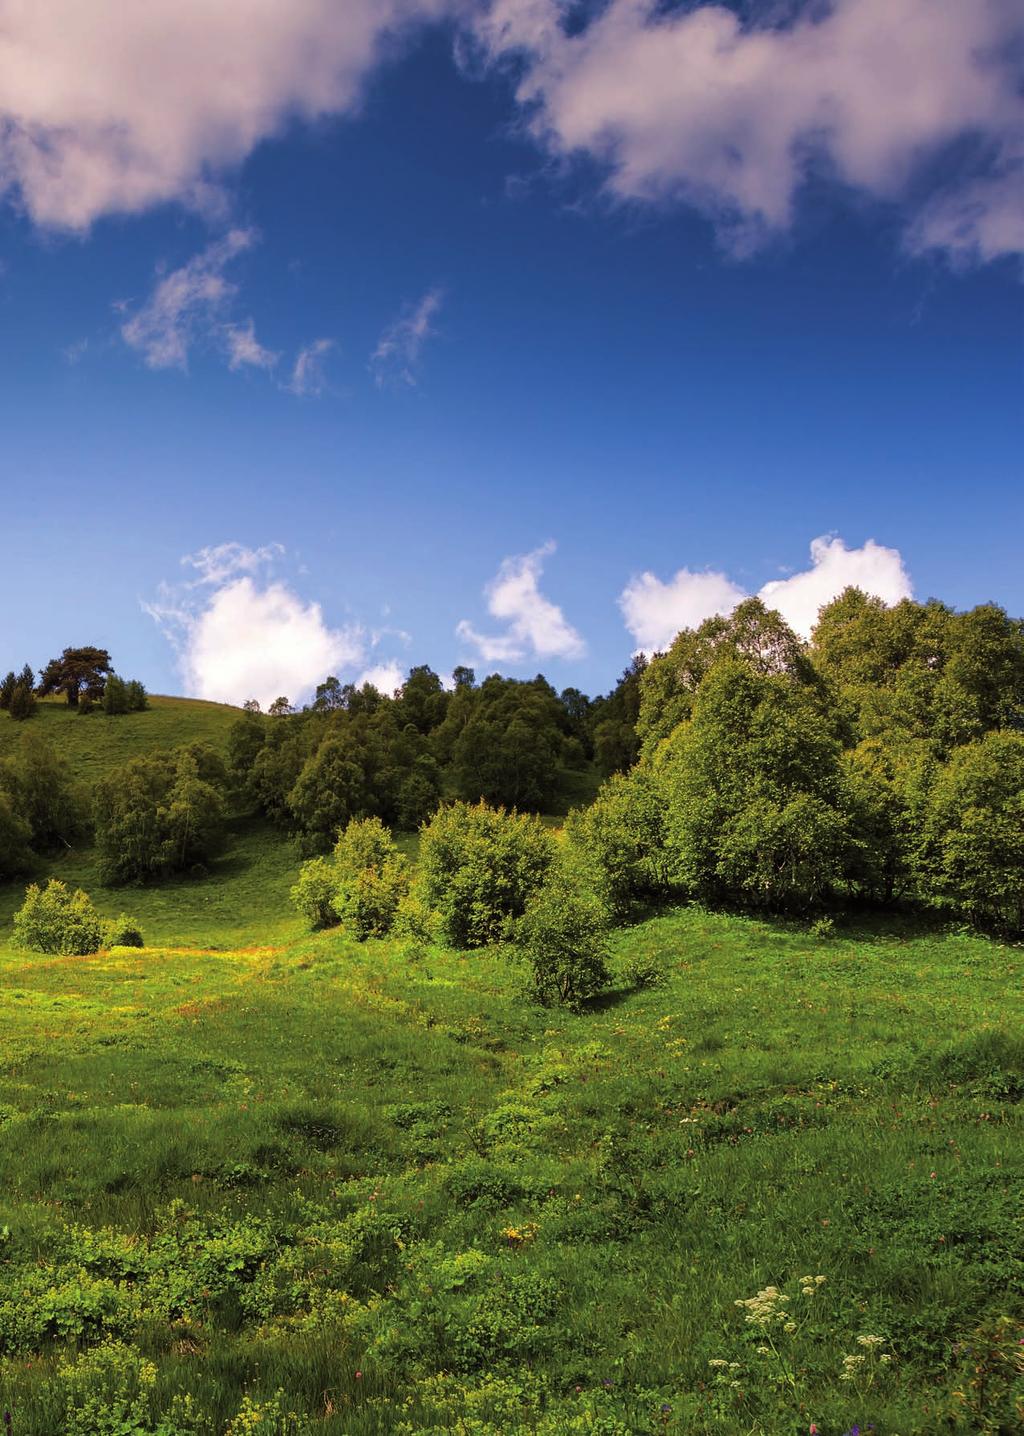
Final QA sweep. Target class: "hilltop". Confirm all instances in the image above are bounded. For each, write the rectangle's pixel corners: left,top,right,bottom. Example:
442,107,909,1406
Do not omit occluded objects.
0,694,242,783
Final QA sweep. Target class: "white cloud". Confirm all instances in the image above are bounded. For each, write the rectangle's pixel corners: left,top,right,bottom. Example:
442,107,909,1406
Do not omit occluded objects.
471,0,1024,265
457,541,586,664
145,542,365,708
371,287,443,387
357,661,406,695
620,534,913,652
759,535,913,639
224,318,278,372
619,568,746,655
286,338,335,397
120,229,272,371
0,1,452,231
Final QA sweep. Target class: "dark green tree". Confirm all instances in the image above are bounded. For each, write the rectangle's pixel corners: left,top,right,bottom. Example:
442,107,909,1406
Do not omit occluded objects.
37,646,113,707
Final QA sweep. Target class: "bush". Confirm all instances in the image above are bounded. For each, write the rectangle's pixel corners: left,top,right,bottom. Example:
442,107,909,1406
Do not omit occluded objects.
517,879,611,1009
0,792,33,880
105,913,144,948
563,768,672,918
13,879,104,956
9,681,37,721
291,818,410,939
418,801,555,949
290,855,339,930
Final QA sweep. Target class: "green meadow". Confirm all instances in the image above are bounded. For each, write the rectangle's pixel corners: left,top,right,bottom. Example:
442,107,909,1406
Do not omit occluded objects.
0,700,1021,1434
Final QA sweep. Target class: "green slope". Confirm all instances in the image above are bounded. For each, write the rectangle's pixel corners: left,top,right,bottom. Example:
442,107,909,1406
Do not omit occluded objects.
0,694,242,783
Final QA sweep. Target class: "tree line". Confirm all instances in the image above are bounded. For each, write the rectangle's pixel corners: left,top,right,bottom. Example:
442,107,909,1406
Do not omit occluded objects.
1,646,148,719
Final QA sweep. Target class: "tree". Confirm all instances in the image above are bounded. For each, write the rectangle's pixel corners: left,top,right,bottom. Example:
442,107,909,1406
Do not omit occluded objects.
446,675,569,810
37,647,113,707
638,599,816,757
659,661,851,912
103,674,130,715
287,733,376,855
93,748,226,882
9,683,36,721
924,731,1024,933
268,696,294,717
0,732,86,852
418,801,555,948
0,793,32,880
0,672,16,710
563,768,673,918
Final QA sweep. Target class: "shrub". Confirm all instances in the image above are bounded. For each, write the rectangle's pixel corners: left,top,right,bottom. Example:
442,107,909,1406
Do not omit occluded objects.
105,913,144,948
9,681,37,720
517,878,611,1009
13,879,104,955
563,768,672,918
418,801,555,949
290,855,339,930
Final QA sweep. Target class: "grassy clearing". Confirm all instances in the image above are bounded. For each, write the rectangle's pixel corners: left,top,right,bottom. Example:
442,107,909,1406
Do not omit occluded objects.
0,907,1019,1433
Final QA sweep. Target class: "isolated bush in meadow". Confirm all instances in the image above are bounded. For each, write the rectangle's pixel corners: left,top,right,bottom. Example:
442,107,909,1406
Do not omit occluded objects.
418,801,555,949
517,876,611,1009
13,878,104,955
105,913,144,948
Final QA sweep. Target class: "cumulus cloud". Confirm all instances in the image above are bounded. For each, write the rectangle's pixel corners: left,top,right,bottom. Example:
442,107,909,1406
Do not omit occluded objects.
0,1,452,231
619,568,746,656
145,542,365,709
286,338,335,397
120,229,273,371
471,0,1024,265
457,541,586,664
371,288,443,387
357,660,406,695
620,534,913,653
759,535,913,638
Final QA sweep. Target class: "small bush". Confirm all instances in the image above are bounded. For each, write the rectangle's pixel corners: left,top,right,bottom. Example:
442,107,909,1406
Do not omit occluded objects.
517,879,611,1010
290,855,339,930
9,682,37,721
622,949,667,990
809,915,836,941
13,879,104,956
418,801,555,949
105,913,144,948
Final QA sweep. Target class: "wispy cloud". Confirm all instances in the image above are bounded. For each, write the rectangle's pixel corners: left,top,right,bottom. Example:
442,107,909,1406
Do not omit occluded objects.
457,541,586,665
120,229,273,372
145,541,365,709
286,338,335,397
620,535,913,653
371,287,443,388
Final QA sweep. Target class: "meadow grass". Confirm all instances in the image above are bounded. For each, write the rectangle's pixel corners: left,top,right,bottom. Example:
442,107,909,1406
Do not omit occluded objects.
0,696,240,784
0,905,1019,1433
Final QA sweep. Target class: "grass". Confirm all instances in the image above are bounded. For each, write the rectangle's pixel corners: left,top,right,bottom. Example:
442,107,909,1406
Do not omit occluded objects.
0,695,241,785
0,906,1019,1433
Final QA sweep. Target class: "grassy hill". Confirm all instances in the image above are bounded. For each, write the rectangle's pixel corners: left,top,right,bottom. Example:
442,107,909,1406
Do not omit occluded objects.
0,908,1020,1432
0,694,242,783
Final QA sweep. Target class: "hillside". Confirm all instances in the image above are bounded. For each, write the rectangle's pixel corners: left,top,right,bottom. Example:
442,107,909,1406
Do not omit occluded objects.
0,694,242,783
0,907,1020,1432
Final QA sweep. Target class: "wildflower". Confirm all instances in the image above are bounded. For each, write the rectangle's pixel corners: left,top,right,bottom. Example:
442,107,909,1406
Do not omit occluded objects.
784,1321,797,1333
810,1426,819,1435
756,1345,770,1355
802,1286,816,1296
708,1358,729,1368
354,1371,362,1381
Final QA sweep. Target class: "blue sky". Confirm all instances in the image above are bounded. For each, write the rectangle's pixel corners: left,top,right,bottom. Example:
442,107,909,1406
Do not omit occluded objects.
0,2,1021,706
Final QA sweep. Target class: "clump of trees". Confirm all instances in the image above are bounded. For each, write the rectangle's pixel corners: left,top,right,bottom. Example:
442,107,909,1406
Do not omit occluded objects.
0,733,88,879
93,743,228,883
1,665,38,722
102,675,149,715
38,647,113,708
292,817,410,938
3,648,149,721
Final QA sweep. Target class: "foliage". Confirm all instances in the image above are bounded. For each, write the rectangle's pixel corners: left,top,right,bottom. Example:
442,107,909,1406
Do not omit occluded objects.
13,878,104,955
0,790,33,880
105,913,144,948
38,646,113,708
102,674,149,716
0,730,88,853
440,674,573,811
659,660,851,911
93,748,226,883
291,818,410,940
564,767,673,917
9,680,37,720
289,855,339,930
418,801,555,948
516,877,611,1008
925,730,1024,932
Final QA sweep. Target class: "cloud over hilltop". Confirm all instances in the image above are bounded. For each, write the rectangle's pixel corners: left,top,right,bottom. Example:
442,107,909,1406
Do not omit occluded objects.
621,535,913,654
457,541,586,665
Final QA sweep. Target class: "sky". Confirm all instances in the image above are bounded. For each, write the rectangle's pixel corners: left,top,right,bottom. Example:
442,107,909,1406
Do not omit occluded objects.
0,0,1021,708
